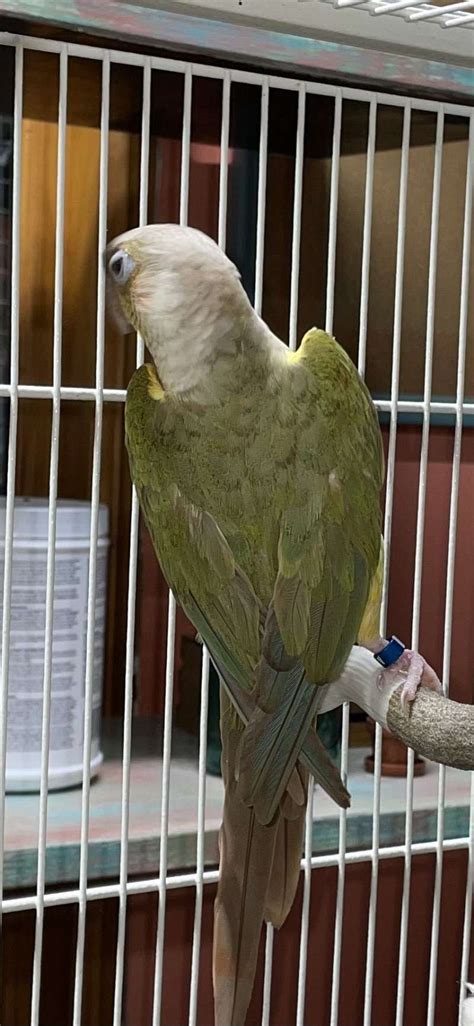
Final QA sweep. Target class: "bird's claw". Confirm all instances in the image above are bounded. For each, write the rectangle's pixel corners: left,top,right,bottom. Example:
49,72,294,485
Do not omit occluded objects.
379,648,443,710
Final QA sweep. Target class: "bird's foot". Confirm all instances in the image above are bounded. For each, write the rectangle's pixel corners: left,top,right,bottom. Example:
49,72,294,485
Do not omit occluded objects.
363,637,443,710
387,649,443,710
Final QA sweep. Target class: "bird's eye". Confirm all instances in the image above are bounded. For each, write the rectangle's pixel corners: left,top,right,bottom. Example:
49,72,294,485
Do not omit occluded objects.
108,249,134,285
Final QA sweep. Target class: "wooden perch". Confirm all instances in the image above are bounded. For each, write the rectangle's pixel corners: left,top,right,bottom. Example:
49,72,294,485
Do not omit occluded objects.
318,646,474,771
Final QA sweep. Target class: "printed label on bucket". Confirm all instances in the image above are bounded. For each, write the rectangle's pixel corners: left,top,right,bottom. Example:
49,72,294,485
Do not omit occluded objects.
0,543,107,788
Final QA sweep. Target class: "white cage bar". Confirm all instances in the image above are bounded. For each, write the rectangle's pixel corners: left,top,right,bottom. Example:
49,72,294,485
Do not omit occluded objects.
29,43,68,1026
112,53,152,1026
391,103,412,1026
0,24,472,1026
72,53,111,1026
416,107,444,1026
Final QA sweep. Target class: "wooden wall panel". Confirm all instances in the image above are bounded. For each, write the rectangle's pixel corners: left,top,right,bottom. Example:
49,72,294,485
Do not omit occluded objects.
121,853,473,1026
1,898,118,1026
3,852,472,1025
262,104,473,400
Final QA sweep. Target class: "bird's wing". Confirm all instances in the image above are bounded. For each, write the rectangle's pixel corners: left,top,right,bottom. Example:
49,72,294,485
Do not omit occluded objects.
125,364,262,681
235,329,384,822
125,364,349,816
274,327,383,680
126,344,383,822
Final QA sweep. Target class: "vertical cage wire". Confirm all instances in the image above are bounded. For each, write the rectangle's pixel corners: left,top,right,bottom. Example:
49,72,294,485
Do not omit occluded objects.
329,702,350,1026
288,83,306,352
179,67,192,228
0,40,22,917
0,109,12,497
256,77,274,1023
363,714,382,1026
151,591,177,1026
291,80,310,1026
365,100,412,1026
452,113,473,1026
357,95,377,379
150,66,193,1026
188,646,210,1026
325,90,342,337
325,86,345,1026
112,55,151,1026
72,54,110,1026
296,777,315,1026
459,774,474,1026
254,79,269,319
261,924,275,1026
30,45,68,1026
419,108,446,1026
390,102,413,1026
217,71,230,251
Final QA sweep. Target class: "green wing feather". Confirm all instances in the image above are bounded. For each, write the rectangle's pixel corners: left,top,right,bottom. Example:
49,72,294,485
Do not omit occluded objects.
274,329,383,683
231,330,383,820
126,375,349,821
125,330,383,823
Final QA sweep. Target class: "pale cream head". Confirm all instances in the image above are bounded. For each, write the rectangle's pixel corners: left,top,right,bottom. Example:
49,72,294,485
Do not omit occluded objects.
105,223,254,394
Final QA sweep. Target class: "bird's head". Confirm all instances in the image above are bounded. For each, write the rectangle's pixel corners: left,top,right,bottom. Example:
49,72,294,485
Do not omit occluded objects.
105,223,252,395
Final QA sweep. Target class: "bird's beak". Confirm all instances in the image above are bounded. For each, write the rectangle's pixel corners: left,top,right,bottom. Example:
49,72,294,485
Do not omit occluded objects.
105,277,133,335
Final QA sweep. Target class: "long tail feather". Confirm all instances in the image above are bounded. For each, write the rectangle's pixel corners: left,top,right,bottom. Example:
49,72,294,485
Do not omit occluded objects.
214,692,310,1024
213,687,280,1026
264,776,308,929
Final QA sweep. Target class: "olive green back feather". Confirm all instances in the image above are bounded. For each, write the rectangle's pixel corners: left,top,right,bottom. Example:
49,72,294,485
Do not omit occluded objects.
125,329,382,824
125,328,383,694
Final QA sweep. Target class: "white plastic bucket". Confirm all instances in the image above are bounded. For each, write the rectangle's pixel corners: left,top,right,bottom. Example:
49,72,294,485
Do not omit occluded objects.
0,497,109,792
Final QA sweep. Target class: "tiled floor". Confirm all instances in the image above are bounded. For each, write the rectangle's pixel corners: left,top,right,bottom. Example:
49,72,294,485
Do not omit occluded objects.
4,717,471,890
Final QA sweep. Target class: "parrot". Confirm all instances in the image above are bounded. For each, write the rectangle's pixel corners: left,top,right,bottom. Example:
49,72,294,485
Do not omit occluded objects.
105,224,442,1024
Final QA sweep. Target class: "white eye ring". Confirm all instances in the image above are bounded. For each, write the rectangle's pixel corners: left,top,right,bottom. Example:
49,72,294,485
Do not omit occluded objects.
109,249,134,285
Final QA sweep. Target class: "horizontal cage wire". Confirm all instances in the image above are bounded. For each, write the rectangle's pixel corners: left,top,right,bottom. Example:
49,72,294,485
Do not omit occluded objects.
0,27,472,1026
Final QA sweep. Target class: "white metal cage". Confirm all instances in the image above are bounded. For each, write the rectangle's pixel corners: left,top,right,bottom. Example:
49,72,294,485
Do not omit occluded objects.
170,0,474,31
158,0,474,64
0,21,472,1026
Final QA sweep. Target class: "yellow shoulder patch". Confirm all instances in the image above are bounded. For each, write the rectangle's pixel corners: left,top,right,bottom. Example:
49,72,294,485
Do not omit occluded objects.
301,327,333,349
287,327,333,364
146,363,165,401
